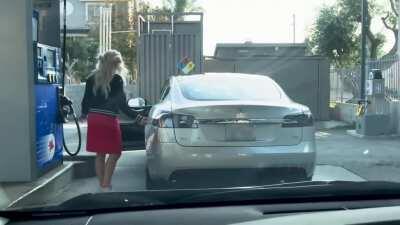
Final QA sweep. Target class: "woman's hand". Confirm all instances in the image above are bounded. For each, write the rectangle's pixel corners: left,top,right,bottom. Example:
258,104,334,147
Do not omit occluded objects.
136,114,148,126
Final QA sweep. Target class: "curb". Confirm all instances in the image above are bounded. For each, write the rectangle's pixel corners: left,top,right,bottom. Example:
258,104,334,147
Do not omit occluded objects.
347,129,400,139
5,163,75,209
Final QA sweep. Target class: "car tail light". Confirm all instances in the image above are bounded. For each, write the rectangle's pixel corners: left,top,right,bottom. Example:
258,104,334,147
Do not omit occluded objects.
153,113,199,128
152,113,174,128
282,111,313,127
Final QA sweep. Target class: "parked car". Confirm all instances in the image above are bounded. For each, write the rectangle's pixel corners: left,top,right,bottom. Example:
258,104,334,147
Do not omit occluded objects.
142,73,316,188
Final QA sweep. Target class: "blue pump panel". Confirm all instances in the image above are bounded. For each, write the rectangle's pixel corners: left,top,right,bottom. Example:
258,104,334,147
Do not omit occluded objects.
35,85,63,170
34,43,63,171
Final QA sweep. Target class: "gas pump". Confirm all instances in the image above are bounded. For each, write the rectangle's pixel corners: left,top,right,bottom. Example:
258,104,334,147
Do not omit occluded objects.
0,1,81,182
356,69,391,136
33,9,81,171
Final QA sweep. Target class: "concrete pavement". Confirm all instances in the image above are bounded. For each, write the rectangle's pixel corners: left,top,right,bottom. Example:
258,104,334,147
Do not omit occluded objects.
316,129,400,182
44,123,400,208
44,151,364,207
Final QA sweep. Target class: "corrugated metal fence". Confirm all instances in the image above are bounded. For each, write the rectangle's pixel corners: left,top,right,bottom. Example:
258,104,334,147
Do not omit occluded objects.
330,66,361,103
138,33,202,103
137,13,203,104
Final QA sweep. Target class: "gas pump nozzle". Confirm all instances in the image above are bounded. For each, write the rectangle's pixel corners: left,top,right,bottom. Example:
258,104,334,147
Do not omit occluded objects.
58,88,75,124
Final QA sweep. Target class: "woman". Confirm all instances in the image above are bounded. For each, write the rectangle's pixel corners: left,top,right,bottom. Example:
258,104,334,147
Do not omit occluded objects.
81,50,145,191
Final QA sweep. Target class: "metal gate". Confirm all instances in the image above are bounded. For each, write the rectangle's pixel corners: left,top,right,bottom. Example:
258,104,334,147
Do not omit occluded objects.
137,13,203,104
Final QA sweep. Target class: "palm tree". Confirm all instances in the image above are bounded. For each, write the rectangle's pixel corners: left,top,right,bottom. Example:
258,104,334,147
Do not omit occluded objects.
160,0,201,22
164,0,200,13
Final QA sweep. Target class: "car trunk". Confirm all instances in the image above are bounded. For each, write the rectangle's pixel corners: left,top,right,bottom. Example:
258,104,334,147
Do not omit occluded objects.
172,101,304,147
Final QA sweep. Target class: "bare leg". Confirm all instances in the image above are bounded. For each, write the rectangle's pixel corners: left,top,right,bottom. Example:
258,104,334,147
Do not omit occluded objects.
102,153,121,188
95,153,106,187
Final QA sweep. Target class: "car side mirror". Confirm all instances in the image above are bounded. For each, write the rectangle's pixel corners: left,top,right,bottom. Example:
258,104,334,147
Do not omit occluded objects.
128,97,146,107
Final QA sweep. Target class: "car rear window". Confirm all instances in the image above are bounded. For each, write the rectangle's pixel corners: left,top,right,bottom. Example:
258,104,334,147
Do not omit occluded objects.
178,75,282,101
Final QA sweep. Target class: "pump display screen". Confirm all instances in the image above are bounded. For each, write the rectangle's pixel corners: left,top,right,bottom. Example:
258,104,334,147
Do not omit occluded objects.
47,49,55,68
35,43,61,84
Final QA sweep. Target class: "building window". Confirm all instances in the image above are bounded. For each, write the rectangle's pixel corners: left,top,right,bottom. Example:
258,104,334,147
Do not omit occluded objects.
85,3,101,23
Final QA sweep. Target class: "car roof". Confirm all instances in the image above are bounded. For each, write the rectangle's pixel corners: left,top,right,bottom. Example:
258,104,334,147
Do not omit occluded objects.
172,73,274,82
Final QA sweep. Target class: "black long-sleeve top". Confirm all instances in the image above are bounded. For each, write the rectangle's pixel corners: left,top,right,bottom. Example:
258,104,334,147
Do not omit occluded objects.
81,74,138,119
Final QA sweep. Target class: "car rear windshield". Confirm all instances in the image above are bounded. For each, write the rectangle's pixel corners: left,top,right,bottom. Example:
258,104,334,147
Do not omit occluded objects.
178,75,282,101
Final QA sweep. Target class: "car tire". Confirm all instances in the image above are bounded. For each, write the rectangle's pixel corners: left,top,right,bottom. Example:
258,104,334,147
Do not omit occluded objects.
146,168,166,190
305,175,313,181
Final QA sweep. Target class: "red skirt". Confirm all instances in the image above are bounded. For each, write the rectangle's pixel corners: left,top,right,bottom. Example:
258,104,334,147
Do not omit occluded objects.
86,112,122,154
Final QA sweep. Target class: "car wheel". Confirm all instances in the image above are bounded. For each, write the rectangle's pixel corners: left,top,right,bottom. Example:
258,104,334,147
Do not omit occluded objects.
146,168,166,190
305,175,313,181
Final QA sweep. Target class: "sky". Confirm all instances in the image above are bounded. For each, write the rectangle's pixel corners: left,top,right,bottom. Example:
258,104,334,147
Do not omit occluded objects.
147,0,394,56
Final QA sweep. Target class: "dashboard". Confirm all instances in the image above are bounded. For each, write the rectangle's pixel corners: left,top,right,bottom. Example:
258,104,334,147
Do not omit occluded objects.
3,199,400,225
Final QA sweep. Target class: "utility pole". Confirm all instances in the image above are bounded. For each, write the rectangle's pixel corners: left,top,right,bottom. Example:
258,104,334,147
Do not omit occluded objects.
293,14,296,43
361,0,368,101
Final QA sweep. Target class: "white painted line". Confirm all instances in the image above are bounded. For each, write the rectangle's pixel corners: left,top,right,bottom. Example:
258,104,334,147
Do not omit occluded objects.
85,216,93,225
7,163,74,209
0,217,9,225
0,185,11,209
313,165,365,182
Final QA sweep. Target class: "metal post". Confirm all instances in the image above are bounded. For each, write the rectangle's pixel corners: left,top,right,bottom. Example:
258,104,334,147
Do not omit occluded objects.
398,0,400,57
107,6,111,50
147,15,150,34
108,5,112,49
171,14,174,34
340,73,344,103
62,0,67,91
99,7,103,54
293,14,296,43
361,0,368,101
105,7,108,51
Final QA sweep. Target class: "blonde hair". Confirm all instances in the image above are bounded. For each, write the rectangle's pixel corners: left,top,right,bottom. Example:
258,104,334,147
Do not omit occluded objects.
92,50,128,98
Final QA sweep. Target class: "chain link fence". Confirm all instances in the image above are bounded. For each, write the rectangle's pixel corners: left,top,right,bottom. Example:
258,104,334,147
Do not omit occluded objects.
369,55,400,100
331,56,400,103
330,66,361,103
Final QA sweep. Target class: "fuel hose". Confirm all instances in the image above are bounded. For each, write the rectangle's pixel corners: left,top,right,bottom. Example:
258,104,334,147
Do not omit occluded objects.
62,104,82,156
61,0,82,157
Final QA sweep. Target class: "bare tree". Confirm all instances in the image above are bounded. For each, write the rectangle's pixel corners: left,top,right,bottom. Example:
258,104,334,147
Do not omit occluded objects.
65,55,79,84
382,0,399,57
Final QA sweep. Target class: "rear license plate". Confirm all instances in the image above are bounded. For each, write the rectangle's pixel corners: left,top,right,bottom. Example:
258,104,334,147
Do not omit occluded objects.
225,125,256,141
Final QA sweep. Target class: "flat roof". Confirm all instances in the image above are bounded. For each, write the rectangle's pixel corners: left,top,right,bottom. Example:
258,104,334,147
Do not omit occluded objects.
214,43,308,57
215,43,307,48
80,0,130,2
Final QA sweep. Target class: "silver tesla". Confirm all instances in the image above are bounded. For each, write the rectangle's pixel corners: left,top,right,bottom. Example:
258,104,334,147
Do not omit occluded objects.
145,73,316,188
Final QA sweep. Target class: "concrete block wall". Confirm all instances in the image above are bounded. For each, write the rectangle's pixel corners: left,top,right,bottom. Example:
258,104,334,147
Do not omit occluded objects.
64,83,138,117
334,101,400,135
390,100,400,134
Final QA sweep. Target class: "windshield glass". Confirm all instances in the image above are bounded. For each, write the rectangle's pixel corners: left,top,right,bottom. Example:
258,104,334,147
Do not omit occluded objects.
1,0,400,213
178,75,282,101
